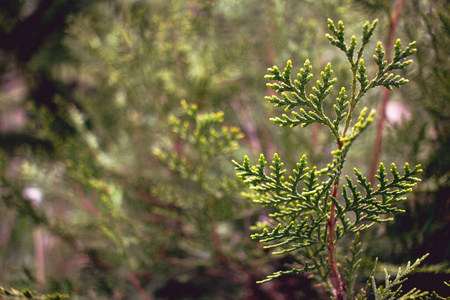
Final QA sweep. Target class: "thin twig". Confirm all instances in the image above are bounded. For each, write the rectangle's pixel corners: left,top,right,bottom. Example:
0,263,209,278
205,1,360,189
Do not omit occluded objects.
369,0,405,184
328,139,345,300
127,273,153,300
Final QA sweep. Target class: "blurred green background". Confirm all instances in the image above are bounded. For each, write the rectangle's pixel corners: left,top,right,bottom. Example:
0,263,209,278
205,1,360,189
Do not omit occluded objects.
0,0,448,299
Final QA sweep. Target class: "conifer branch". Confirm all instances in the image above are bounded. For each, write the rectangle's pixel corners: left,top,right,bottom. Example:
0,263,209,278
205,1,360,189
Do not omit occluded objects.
0,286,68,300
235,18,421,300
370,254,430,300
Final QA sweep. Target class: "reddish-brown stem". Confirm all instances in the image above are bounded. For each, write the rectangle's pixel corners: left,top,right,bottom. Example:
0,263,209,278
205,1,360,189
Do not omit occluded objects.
33,227,45,285
211,220,228,265
369,0,405,184
369,87,389,184
328,139,345,300
127,273,153,300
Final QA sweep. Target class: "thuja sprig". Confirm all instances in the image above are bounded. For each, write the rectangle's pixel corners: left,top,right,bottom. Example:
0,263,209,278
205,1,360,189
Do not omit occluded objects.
0,286,68,300
265,60,339,138
344,233,362,300
369,254,430,299
234,19,423,300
